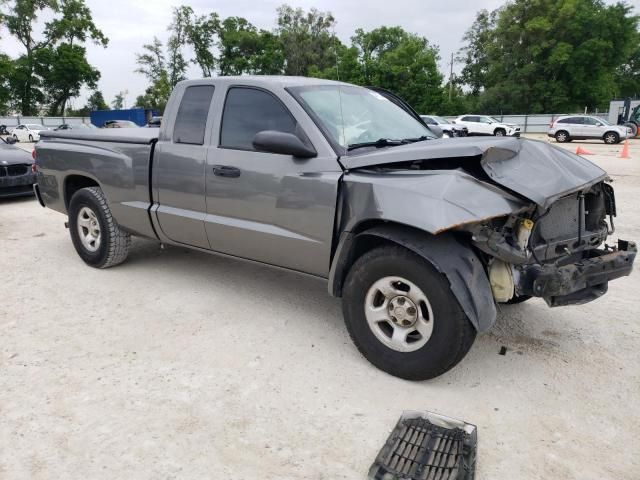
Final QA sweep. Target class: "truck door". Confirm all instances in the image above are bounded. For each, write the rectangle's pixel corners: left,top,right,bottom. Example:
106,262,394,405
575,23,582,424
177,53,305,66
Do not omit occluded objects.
204,85,341,276
153,84,215,249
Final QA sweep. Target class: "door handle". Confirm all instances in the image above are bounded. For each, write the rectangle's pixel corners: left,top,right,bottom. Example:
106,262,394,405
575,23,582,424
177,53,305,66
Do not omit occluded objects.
212,165,241,178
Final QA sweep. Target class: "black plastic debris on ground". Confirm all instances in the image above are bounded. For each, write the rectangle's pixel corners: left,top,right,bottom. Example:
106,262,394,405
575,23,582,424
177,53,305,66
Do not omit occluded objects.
368,411,477,480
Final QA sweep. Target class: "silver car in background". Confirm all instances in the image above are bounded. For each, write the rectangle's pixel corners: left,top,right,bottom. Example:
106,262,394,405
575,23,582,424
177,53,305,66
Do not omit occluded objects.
548,115,631,144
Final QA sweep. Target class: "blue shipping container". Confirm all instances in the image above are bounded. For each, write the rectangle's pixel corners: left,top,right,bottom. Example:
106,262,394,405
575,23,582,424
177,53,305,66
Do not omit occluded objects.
90,108,156,127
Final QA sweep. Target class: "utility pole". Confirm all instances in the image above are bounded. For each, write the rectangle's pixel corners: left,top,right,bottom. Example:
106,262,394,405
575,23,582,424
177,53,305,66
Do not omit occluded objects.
449,52,454,101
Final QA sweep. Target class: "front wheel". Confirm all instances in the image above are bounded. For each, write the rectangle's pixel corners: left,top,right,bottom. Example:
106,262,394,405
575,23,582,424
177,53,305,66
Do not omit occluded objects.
603,132,619,144
68,186,131,268
28,134,33,142
494,128,506,136
342,245,476,380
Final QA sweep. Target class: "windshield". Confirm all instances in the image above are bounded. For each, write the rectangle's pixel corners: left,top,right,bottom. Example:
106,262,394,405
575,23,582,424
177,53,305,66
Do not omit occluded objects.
487,117,501,123
290,85,435,150
596,117,612,126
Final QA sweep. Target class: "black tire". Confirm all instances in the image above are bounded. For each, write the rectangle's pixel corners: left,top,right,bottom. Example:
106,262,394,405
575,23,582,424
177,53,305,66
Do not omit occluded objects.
68,186,131,268
503,294,532,304
494,128,506,136
13,134,18,141
342,245,476,380
603,131,619,144
28,134,33,142
555,130,570,143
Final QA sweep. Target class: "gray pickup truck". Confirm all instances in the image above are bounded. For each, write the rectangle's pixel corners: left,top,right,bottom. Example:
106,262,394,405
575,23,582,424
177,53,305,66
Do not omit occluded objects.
34,76,636,380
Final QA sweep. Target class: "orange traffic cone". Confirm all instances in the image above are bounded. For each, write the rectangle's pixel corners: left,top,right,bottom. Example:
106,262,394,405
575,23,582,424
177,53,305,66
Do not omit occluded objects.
576,146,594,155
619,139,631,159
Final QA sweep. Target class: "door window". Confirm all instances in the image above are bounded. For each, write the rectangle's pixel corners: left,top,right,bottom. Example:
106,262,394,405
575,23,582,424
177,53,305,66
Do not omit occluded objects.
220,87,297,151
584,117,600,126
173,85,215,145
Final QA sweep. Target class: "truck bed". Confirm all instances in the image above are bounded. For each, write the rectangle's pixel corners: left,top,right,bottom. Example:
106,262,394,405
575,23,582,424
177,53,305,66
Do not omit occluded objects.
36,129,159,239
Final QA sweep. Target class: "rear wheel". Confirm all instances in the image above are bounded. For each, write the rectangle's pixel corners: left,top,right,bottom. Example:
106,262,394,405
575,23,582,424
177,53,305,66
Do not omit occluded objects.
342,245,476,380
68,186,131,268
555,130,570,143
603,131,619,144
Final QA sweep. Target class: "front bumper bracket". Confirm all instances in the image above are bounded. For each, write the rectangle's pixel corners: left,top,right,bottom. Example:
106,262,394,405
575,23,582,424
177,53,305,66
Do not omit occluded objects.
520,240,636,307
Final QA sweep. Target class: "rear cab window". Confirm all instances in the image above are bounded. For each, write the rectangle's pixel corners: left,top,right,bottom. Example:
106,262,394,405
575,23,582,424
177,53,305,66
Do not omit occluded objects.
220,87,298,151
173,85,215,145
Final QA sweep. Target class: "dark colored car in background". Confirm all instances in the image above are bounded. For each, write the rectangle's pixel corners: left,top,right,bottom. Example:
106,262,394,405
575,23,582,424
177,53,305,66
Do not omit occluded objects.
0,136,36,198
54,123,96,131
147,116,162,128
102,120,140,129
421,115,468,137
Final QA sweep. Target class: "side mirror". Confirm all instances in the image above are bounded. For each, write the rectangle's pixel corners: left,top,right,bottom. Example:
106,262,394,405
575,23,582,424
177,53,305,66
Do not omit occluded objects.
253,130,317,158
427,125,444,138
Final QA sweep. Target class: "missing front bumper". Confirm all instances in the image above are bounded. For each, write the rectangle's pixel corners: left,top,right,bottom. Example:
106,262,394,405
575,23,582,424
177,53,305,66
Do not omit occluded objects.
520,240,636,306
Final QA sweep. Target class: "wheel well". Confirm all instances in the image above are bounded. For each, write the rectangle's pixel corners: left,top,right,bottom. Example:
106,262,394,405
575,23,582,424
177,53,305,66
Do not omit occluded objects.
494,127,506,133
330,221,470,297
603,130,619,138
555,129,569,136
64,175,99,209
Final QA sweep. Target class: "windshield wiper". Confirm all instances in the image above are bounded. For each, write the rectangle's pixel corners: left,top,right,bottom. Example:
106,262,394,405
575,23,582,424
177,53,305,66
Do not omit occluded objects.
347,138,406,151
401,135,431,144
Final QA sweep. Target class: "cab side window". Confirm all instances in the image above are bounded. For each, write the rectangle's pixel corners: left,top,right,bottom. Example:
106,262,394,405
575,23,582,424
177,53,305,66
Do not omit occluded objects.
173,85,215,145
220,87,297,151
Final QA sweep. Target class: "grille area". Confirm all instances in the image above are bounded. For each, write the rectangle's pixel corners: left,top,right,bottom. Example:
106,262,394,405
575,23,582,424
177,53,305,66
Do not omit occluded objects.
369,412,477,480
538,194,581,240
0,164,30,177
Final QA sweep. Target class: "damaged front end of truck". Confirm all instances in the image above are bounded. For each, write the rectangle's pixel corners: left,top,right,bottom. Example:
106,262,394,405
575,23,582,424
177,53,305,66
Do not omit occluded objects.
335,136,636,327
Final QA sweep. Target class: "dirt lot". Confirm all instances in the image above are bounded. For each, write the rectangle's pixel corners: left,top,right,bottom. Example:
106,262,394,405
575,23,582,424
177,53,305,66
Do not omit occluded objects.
1,135,639,479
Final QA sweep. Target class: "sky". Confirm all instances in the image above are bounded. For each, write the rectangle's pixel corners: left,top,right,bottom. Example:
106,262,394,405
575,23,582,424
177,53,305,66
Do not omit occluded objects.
1,0,639,109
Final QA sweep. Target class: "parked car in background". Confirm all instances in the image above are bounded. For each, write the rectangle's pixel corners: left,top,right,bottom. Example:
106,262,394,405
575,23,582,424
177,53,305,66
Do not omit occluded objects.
0,136,36,198
54,123,96,131
147,116,162,128
420,115,468,137
10,124,49,142
34,76,636,381
102,120,140,129
453,115,520,137
548,115,632,144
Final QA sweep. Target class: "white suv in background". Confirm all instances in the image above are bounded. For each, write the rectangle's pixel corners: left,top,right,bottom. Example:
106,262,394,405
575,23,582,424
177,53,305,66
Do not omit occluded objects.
10,124,49,142
453,115,521,137
548,115,631,144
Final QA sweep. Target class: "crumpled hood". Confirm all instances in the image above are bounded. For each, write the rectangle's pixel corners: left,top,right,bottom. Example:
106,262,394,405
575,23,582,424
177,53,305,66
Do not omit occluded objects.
342,137,607,208
0,144,34,165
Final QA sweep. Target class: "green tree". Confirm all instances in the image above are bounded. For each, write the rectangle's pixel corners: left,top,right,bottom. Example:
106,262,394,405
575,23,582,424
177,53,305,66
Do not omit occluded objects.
459,0,639,113
0,53,14,114
67,90,109,116
217,17,284,75
0,0,107,115
86,90,108,110
112,91,125,109
181,6,219,77
276,5,337,76
351,27,444,114
35,43,100,115
134,37,174,112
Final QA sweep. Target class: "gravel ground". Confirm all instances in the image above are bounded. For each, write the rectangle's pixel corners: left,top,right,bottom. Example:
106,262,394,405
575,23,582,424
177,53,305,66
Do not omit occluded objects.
1,135,639,479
